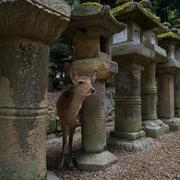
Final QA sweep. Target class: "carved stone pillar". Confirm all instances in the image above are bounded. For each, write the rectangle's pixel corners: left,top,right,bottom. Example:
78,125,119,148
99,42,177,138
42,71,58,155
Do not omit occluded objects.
142,62,169,137
0,1,70,179
112,64,145,140
158,28,180,131
68,1,125,170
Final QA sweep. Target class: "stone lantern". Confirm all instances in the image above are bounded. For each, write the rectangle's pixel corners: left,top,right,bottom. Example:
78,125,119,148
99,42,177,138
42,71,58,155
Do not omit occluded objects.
67,1,126,170
157,22,180,131
108,0,162,151
173,19,180,119
140,0,169,138
0,0,70,179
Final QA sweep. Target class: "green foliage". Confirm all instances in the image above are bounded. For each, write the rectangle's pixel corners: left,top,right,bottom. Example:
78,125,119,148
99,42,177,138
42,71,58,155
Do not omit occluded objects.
151,0,179,24
101,0,116,7
50,38,72,63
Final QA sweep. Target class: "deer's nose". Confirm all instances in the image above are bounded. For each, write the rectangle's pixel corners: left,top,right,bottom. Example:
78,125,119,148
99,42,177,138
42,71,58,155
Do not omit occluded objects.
91,88,96,94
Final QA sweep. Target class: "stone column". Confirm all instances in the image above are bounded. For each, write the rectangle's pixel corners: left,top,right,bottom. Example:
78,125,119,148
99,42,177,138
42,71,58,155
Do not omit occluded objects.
113,65,144,139
157,72,180,131
157,27,180,131
141,63,169,137
109,63,153,152
81,81,106,152
175,74,180,117
0,1,70,179
73,59,118,170
142,63,157,121
175,46,180,117
158,74,174,119
68,1,125,170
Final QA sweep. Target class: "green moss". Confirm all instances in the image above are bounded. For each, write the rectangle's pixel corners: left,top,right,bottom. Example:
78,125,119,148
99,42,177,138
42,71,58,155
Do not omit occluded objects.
72,2,103,16
111,1,133,16
80,2,103,8
138,3,161,23
112,1,160,26
158,32,180,41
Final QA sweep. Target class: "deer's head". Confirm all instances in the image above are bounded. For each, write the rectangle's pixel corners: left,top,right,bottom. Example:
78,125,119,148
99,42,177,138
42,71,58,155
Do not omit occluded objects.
70,69,96,97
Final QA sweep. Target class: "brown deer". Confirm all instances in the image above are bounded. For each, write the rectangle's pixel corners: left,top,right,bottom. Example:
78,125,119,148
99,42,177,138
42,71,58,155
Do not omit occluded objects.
56,69,96,169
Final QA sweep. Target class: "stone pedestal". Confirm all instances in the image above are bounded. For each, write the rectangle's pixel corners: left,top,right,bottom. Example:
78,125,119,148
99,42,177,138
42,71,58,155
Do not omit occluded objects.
0,1,70,179
142,63,169,137
158,74,180,131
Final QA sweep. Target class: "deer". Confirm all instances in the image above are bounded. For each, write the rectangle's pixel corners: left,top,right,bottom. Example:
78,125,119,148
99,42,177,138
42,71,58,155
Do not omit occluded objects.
56,68,96,169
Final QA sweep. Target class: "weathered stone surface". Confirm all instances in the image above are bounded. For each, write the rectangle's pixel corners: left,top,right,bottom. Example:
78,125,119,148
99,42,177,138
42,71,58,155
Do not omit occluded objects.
48,111,57,134
112,42,154,65
163,118,180,131
0,0,70,44
75,151,118,171
142,63,157,121
0,39,49,180
157,59,180,74
69,0,125,171
143,30,167,63
158,28,180,129
108,137,154,152
110,130,145,140
175,74,180,117
71,55,118,80
158,74,174,119
0,0,70,179
142,120,169,138
158,32,180,42
140,23,168,138
47,171,59,180
110,64,144,140
111,1,161,30
81,81,106,152
139,0,153,12
70,2,126,35
141,62,169,137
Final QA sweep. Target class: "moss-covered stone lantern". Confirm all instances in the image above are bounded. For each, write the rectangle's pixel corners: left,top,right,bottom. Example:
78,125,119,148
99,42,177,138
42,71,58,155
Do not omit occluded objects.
173,19,180,120
140,0,169,138
157,21,180,131
108,0,162,151
67,1,126,170
0,0,70,179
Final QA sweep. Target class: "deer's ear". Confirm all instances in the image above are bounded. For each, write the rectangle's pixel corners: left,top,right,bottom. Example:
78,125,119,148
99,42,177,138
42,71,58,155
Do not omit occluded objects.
69,68,78,83
89,71,97,82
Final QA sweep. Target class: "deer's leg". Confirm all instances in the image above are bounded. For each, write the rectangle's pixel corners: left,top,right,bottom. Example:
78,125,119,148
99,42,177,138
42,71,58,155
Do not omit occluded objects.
58,130,68,169
68,126,75,168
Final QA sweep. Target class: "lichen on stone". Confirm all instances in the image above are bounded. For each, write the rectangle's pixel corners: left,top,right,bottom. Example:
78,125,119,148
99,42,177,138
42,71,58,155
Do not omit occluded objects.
72,2,103,16
80,2,103,8
158,32,180,41
111,1,160,26
138,3,161,23
111,1,134,16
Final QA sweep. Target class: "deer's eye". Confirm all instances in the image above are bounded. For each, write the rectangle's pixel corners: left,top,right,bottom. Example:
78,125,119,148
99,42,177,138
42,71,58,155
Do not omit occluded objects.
78,81,83,84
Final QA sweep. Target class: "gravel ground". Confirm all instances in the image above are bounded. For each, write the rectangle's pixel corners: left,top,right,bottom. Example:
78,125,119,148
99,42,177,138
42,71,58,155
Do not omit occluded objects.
47,132,180,180
48,92,180,180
